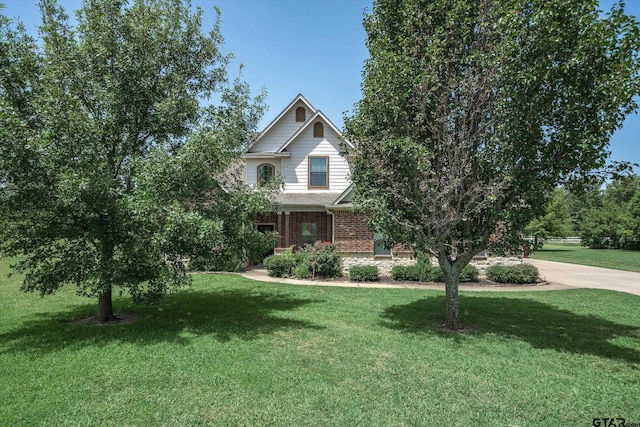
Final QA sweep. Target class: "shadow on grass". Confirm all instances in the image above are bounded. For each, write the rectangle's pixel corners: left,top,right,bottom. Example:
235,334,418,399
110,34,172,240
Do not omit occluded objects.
0,287,325,355
380,294,640,364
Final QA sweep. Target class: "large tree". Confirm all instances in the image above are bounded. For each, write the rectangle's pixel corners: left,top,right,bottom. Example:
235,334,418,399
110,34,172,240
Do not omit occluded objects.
345,0,640,329
0,0,270,321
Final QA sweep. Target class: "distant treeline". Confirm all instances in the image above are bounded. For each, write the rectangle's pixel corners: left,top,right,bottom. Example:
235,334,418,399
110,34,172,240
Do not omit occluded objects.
527,175,640,250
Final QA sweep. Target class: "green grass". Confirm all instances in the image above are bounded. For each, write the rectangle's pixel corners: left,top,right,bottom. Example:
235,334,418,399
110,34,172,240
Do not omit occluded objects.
1,258,640,426
530,242,640,273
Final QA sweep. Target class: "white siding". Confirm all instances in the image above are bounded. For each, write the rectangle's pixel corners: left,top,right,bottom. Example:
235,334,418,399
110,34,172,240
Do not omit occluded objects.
245,159,281,186
281,124,351,193
250,100,312,153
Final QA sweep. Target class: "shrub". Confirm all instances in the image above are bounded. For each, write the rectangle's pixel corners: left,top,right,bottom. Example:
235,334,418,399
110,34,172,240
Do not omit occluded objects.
486,264,539,284
391,264,432,281
302,242,342,279
391,265,421,281
349,265,379,282
293,263,310,279
264,242,342,279
430,265,479,283
264,250,303,278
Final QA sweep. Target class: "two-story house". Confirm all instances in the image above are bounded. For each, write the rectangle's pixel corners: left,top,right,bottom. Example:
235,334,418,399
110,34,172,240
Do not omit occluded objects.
244,94,398,259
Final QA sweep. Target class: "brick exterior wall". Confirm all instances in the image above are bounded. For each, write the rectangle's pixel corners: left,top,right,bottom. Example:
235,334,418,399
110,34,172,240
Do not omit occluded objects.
333,210,374,254
288,211,331,247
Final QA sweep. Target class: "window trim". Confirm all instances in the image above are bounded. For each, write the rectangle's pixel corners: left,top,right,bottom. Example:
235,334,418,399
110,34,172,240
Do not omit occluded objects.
313,122,324,138
295,107,306,122
308,156,329,189
257,163,275,187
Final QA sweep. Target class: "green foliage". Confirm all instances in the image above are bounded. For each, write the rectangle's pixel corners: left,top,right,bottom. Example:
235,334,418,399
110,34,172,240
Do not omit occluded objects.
264,243,342,280
345,0,640,328
264,250,304,278
486,265,539,284
526,187,573,246
292,263,311,280
349,265,379,282
0,1,268,320
301,242,342,279
430,265,479,283
391,265,422,281
576,175,640,249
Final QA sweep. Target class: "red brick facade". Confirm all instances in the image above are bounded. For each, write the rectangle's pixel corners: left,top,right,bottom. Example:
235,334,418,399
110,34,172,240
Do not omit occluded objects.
333,210,374,254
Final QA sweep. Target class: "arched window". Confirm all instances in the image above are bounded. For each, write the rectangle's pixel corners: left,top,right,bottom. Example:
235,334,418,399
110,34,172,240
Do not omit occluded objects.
313,122,324,138
257,164,275,186
295,107,306,122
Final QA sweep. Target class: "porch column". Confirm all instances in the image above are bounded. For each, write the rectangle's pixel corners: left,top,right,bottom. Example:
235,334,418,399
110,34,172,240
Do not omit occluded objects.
284,211,290,248
326,213,333,243
276,211,283,248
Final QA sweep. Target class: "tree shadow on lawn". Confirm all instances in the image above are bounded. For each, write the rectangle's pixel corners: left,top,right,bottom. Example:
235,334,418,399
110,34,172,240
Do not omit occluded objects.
380,293,640,364
0,287,325,355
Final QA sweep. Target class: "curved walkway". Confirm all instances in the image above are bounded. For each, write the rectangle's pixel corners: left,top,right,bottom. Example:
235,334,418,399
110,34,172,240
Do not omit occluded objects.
242,260,640,296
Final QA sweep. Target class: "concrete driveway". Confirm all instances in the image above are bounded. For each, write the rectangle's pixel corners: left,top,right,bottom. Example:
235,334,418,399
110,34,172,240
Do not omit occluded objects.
525,258,640,296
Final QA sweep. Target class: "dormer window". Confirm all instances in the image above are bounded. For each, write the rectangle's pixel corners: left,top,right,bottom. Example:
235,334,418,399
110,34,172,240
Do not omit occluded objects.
313,122,324,138
296,107,306,122
257,163,275,186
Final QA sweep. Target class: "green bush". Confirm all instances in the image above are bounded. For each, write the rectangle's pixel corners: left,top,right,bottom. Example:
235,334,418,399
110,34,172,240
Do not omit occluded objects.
349,265,379,282
391,265,421,281
264,243,342,279
486,264,539,284
264,250,304,278
430,265,479,283
302,242,342,279
293,263,310,279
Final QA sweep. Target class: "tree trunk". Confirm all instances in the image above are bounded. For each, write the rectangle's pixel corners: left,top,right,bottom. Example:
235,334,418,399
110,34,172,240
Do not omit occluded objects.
444,269,462,330
96,288,117,322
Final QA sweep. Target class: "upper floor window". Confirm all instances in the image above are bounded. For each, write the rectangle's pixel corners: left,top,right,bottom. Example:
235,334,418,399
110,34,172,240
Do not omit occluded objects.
308,156,328,188
313,122,324,138
257,163,275,186
296,107,306,122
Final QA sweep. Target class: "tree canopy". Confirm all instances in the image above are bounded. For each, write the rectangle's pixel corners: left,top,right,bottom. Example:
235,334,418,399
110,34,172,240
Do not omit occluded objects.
0,0,272,321
345,0,640,329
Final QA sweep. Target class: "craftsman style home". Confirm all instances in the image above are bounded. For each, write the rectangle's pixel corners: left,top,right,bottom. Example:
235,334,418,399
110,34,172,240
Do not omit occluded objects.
243,94,401,258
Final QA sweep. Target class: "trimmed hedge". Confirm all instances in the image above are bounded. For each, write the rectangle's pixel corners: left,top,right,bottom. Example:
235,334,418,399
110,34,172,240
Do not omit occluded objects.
430,265,479,283
392,263,479,283
391,265,421,281
486,264,539,284
349,265,379,282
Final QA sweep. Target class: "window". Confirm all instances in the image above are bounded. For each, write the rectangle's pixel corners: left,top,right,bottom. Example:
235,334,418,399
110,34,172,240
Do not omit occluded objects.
374,232,391,256
257,164,275,186
313,122,324,138
296,107,306,122
308,156,328,188
302,223,317,245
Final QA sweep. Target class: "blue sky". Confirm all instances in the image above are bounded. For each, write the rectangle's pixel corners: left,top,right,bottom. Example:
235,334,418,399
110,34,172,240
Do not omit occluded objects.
1,0,638,170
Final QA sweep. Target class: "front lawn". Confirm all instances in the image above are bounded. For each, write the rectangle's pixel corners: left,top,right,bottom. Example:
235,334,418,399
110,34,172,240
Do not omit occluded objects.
1,258,639,426
530,242,640,273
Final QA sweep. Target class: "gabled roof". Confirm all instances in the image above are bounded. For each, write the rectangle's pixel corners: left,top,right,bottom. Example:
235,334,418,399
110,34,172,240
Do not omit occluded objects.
246,94,316,152
330,184,355,206
275,110,354,153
